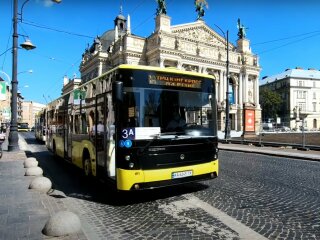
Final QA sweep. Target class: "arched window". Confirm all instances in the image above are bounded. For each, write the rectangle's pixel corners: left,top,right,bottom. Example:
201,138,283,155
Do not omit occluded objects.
313,119,317,129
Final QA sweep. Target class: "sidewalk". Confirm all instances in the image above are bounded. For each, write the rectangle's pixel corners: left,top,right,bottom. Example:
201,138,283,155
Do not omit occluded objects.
0,137,87,240
219,142,320,161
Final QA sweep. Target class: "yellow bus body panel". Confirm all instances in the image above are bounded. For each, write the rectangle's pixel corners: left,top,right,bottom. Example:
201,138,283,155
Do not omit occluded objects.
117,160,219,191
71,140,97,176
71,141,84,169
53,136,64,158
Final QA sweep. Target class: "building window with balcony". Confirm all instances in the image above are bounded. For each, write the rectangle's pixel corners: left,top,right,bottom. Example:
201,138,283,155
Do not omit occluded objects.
313,102,317,112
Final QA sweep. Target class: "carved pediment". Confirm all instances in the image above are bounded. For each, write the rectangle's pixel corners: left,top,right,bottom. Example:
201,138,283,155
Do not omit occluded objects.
171,21,231,49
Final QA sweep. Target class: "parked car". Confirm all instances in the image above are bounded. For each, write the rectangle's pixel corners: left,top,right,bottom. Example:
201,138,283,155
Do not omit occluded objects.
280,126,290,132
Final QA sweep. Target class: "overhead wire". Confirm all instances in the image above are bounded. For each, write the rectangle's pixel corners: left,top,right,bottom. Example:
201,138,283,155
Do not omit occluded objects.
1,0,13,71
7,1,320,100
252,30,320,46
256,32,320,55
21,20,94,39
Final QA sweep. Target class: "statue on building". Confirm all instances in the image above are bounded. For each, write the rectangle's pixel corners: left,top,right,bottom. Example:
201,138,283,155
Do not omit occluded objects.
237,18,247,39
175,36,181,50
195,0,208,20
156,0,167,15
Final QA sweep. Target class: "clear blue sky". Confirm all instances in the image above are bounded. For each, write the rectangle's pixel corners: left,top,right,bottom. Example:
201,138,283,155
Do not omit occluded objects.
1,0,320,104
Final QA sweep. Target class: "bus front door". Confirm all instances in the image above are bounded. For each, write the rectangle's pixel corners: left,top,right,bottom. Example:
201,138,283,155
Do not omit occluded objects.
95,93,112,179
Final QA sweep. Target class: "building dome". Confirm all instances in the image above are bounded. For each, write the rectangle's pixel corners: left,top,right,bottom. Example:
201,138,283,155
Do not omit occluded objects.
100,29,115,52
116,14,126,21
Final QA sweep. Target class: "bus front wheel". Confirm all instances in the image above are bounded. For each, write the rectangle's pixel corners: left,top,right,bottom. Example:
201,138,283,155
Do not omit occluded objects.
83,157,92,177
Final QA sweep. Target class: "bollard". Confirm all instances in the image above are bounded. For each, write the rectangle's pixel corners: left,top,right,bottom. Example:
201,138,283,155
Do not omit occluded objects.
25,166,43,176
29,176,52,193
42,211,81,237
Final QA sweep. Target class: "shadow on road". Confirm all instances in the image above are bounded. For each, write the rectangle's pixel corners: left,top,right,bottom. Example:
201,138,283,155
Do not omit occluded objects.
23,136,208,206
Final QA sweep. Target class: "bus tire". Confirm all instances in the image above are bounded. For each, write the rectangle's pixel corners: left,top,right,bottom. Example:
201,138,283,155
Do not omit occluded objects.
83,156,92,177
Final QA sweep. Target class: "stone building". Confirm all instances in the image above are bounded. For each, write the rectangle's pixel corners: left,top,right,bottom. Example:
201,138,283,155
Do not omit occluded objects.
79,6,261,136
260,68,320,131
21,101,46,128
0,78,11,125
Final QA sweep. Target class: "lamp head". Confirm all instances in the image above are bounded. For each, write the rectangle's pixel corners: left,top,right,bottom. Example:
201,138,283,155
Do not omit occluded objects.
20,39,36,50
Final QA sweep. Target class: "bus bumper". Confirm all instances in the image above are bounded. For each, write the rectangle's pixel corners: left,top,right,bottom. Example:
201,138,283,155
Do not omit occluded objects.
116,159,218,191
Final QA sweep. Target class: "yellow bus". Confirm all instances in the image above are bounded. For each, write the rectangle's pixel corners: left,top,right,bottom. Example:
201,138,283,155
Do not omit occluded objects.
18,122,29,132
45,65,219,191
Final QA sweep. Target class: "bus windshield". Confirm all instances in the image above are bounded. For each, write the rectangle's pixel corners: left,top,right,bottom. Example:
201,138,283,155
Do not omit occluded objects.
122,88,216,137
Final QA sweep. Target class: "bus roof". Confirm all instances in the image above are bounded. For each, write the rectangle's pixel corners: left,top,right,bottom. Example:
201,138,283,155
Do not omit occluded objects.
47,65,216,106
117,64,216,79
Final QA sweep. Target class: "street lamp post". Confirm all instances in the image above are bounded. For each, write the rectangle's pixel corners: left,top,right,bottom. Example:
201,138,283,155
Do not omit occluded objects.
214,24,230,140
9,0,20,151
224,30,230,140
8,0,60,151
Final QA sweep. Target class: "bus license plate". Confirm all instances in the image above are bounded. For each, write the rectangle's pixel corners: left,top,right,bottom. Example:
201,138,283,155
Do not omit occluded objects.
172,170,193,179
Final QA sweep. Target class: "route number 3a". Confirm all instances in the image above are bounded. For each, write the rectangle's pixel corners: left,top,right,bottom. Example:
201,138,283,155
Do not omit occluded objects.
122,128,135,140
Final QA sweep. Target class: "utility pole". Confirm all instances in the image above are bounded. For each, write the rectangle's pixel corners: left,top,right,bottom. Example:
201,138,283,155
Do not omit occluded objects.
224,30,230,140
8,0,19,151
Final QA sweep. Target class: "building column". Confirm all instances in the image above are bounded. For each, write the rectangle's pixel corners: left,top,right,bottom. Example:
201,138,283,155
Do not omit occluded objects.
177,61,182,70
254,76,260,107
239,73,243,107
215,81,219,101
219,70,224,103
159,59,164,68
234,84,238,106
243,73,248,103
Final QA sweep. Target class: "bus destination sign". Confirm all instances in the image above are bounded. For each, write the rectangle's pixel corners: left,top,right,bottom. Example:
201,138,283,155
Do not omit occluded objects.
148,74,201,89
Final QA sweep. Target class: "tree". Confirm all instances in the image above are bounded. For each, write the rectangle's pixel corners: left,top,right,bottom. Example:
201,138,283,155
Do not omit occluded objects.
259,88,282,122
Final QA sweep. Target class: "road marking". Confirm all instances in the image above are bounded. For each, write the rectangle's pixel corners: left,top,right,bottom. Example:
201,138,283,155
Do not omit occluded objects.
159,194,267,240
186,195,268,240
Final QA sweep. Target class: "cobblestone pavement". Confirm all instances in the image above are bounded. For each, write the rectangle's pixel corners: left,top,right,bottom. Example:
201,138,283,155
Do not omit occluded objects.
0,136,87,240
60,150,320,240
2,133,320,240
196,151,320,240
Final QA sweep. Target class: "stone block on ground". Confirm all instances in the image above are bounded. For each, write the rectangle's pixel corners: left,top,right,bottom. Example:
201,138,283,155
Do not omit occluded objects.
25,166,43,176
24,159,39,168
29,176,52,193
42,211,81,237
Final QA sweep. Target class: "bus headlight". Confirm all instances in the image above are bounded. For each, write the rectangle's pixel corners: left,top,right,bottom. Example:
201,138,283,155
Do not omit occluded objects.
129,162,134,168
125,155,131,161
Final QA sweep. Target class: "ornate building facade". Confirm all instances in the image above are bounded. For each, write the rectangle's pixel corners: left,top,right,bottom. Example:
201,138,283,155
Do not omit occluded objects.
79,8,261,136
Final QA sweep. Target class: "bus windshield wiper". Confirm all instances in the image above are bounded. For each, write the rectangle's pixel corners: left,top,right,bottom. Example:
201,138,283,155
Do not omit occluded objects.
137,132,185,155
137,134,161,155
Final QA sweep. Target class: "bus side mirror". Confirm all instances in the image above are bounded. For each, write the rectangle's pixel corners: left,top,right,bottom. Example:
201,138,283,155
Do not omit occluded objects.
112,81,123,103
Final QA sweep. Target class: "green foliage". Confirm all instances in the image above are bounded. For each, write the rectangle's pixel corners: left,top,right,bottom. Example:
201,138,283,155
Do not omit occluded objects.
259,88,282,120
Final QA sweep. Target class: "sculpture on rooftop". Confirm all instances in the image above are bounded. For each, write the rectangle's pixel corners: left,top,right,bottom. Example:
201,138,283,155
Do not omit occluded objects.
156,0,167,15
237,18,247,39
195,0,208,20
